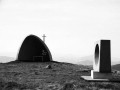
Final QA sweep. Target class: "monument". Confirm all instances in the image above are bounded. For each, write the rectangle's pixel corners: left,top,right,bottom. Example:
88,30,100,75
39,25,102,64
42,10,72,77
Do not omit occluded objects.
91,40,112,79
81,40,113,81
17,34,52,62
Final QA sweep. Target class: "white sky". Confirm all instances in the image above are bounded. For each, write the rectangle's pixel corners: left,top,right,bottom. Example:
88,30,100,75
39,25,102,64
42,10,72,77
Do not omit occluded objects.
0,0,120,63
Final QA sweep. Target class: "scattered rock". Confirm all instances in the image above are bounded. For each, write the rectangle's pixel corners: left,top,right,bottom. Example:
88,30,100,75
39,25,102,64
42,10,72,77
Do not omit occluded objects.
35,72,39,75
112,70,120,74
2,82,21,90
62,82,75,90
81,69,90,72
45,65,52,69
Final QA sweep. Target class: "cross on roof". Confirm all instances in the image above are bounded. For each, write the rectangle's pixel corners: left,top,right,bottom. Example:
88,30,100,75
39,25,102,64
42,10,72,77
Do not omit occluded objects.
42,34,46,42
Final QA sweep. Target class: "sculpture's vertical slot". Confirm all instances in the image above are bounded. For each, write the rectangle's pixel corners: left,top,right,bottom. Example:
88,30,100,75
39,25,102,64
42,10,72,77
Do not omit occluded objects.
95,44,99,66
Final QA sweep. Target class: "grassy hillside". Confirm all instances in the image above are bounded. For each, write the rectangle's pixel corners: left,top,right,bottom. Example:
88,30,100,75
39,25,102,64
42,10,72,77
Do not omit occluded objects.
0,61,119,90
112,64,120,71
0,56,15,63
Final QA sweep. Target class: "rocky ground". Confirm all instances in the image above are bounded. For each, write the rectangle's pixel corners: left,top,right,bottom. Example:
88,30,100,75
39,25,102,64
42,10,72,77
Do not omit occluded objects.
0,61,120,90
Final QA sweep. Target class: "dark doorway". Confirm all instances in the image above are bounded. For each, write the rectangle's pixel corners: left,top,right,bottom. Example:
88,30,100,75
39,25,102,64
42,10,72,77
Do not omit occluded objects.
33,56,43,62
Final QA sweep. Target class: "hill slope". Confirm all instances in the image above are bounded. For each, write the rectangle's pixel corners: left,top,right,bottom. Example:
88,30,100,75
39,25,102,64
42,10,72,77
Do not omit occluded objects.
0,56,15,63
77,60,93,65
112,64,120,71
0,61,119,90
78,55,120,65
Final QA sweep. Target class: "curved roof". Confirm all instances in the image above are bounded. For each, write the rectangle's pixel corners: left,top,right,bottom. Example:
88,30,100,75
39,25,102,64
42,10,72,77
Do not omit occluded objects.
17,34,52,62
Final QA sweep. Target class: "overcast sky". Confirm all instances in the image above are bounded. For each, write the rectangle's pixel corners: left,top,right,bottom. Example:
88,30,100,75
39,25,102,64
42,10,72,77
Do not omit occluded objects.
0,0,120,63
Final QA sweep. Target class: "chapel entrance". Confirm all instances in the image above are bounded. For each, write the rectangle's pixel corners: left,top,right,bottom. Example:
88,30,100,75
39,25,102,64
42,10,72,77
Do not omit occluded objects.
33,56,43,62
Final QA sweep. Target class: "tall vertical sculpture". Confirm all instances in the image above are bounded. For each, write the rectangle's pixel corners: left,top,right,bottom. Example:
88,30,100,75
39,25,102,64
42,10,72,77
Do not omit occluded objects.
81,40,113,81
91,40,112,79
